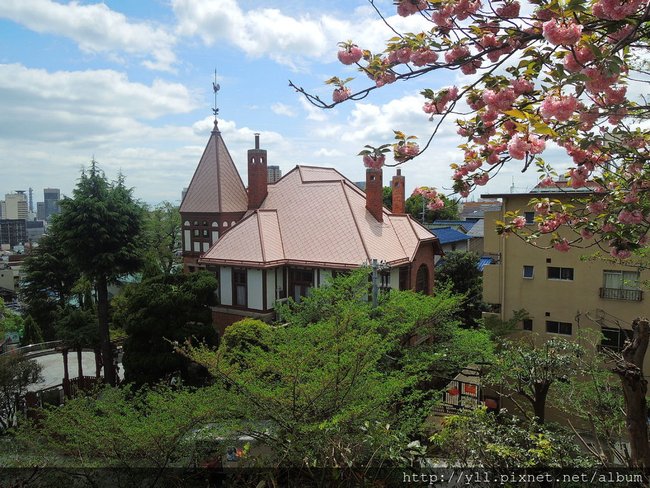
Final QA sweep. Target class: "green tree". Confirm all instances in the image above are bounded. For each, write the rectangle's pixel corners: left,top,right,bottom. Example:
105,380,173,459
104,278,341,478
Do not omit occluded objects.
141,201,181,279
12,385,224,476
487,336,583,424
383,186,459,222
0,297,23,339
183,270,492,470
119,271,218,387
20,232,80,340
431,407,593,469
0,353,42,432
406,193,459,223
54,162,144,386
20,316,43,346
435,251,484,327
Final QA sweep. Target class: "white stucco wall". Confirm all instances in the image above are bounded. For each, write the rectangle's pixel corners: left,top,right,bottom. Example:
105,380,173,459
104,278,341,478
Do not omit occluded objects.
319,269,332,286
220,267,232,306
247,269,263,310
390,268,400,290
183,229,191,252
266,269,276,309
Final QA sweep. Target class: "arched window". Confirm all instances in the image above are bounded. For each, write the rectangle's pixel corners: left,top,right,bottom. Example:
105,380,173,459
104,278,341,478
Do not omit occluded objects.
415,264,429,295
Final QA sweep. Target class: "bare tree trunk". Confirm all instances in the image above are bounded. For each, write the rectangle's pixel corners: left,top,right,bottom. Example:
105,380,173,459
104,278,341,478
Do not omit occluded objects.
97,275,116,386
612,317,650,468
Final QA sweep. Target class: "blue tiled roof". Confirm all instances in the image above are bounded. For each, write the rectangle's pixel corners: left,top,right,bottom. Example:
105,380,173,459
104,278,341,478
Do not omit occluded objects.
432,227,470,244
430,220,476,231
477,257,494,271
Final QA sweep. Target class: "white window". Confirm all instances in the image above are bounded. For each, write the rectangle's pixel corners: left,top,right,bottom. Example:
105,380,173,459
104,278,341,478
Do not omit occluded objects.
602,270,642,301
523,265,534,279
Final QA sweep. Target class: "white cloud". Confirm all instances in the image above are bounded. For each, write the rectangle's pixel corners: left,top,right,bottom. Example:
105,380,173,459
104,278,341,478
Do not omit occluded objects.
0,0,177,71
271,103,296,117
171,0,431,67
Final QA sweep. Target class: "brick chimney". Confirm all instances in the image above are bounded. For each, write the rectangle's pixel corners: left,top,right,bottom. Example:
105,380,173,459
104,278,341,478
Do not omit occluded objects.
248,133,268,210
391,169,405,215
365,167,383,222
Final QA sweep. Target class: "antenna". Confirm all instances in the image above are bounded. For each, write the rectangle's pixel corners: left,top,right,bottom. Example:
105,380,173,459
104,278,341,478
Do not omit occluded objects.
212,69,220,121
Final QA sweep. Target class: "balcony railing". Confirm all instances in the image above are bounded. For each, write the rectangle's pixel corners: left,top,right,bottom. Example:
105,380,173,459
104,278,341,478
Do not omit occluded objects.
599,287,643,301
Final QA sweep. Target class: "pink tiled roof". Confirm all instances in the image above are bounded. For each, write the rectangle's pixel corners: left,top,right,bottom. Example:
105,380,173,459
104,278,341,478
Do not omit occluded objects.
200,166,441,268
179,122,248,214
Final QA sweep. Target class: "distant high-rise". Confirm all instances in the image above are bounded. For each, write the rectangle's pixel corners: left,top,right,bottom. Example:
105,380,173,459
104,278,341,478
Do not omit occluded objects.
28,187,34,213
3,192,28,220
43,188,61,220
0,219,27,247
267,165,282,183
36,202,46,221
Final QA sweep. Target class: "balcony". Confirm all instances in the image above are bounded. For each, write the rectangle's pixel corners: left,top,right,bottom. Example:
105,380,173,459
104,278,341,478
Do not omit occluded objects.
599,287,643,301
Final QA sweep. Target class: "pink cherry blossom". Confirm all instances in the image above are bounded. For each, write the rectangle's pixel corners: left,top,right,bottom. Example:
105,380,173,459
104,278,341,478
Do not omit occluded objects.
580,228,594,240
474,172,490,186
538,176,555,187
563,45,594,72
337,46,363,65
445,45,471,64
496,1,520,18
512,216,527,228
482,88,516,112
593,0,645,20
553,239,571,252
534,201,550,215
511,78,534,94
397,0,428,17
542,19,583,46
618,209,644,225
332,87,351,103
410,48,439,66
428,198,445,210
540,94,577,121
363,154,385,169
507,135,529,160
431,5,455,29
610,247,632,259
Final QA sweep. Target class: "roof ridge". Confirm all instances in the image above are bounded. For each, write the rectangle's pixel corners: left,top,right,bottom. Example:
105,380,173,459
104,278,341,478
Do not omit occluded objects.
255,211,266,263
215,131,222,212
386,214,409,258
342,181,371,263
274,210,286,261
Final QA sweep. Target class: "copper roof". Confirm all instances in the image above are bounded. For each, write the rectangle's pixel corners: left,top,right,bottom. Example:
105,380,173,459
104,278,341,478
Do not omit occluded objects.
200,166,441,268
179,121,248,214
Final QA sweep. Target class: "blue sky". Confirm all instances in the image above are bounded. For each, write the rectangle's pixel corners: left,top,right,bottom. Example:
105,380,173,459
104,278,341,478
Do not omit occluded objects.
0,0,545,206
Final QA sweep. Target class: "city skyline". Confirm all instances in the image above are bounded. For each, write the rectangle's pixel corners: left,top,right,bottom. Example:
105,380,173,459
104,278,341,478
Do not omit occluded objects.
0,0,621,205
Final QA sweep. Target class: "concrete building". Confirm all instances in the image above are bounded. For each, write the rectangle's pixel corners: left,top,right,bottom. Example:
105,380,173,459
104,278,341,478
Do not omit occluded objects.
481,187,650,372
0,219,27,248
43,188,61,220
3,192,28,220
267,165,282,183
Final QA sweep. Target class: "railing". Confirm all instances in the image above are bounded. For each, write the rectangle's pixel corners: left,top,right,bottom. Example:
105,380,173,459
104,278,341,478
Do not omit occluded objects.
599,287,643,302
0,340,63,356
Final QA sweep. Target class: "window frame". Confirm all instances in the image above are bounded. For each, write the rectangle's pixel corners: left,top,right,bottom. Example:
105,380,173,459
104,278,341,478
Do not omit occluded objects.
522,265,534,279
547,266,574,281
546,320,572,335
232,268,248,308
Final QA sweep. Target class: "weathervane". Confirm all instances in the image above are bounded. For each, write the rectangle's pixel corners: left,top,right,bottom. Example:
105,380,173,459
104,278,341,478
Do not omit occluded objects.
212,69,220,121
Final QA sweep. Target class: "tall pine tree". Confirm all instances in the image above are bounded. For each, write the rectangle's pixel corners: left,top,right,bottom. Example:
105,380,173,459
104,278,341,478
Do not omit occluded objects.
54,162,144,385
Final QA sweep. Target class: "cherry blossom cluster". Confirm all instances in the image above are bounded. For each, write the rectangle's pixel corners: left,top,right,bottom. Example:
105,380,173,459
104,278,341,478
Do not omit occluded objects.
311,0,650,257
412,186,445,210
